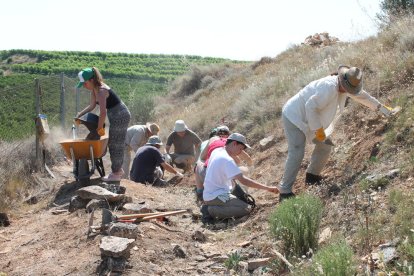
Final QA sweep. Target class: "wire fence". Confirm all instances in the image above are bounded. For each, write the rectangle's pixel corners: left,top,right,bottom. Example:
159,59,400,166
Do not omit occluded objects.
0,73,164,173
0,73,160,141
0,74,91,141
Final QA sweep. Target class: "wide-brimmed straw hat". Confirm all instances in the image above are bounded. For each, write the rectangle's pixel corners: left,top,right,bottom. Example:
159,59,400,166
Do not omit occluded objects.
146,122,160,135
338,65,363,94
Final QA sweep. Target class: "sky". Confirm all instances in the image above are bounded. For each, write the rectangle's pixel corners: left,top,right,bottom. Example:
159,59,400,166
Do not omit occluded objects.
1,0,382,61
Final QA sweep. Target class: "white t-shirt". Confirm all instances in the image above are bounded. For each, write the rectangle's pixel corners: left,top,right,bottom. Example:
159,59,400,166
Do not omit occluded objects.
203,147,241,201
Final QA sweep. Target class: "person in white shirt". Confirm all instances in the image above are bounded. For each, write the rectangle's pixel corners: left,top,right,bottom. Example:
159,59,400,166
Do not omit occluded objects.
202,133,278,222
279,65,398,201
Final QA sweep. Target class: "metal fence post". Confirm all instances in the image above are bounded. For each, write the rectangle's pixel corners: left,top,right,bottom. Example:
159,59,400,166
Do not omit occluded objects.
76,87,80,116
60,73,65,129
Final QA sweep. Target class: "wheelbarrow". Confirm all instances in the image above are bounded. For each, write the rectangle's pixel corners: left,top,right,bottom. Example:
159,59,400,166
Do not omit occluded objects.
60,137,108,181
59,113,108,184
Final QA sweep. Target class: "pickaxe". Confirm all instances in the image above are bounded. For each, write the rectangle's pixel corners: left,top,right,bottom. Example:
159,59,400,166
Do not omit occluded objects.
101,208,188,225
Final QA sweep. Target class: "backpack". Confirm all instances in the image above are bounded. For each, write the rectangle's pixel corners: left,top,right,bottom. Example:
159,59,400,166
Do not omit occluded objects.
231,182,256,209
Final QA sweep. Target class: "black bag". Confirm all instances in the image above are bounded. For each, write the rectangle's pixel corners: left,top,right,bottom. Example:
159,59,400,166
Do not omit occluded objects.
231,182,256,209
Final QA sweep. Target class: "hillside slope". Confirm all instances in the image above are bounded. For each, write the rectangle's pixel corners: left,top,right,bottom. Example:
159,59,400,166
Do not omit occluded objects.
1,17,414,275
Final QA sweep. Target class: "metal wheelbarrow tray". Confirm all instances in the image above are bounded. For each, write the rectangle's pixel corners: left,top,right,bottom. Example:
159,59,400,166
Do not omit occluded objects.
60,137,108,180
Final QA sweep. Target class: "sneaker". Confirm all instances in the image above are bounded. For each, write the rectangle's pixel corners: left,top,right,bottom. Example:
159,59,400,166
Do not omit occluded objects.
305,172,323,185
279,192,296,202
200,205,214,224
101,172,122,182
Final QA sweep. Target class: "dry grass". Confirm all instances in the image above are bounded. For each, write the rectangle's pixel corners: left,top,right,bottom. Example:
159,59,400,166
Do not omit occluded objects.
0,127,66,212
150,16,414,273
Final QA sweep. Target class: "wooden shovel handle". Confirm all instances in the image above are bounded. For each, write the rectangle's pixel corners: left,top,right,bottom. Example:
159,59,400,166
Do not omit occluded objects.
139,210,188,221
118,212,162,220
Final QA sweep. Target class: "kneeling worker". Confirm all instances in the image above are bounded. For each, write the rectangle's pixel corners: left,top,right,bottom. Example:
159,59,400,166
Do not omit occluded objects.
202,133,278,222
130,136,183,186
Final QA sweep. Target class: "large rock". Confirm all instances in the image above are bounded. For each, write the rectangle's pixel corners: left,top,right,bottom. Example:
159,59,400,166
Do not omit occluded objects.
76,185,125,202
247,258,271,271
108,222,140,239
68,195,89,212
86,199,110,213
96,183,126,194
122,203,152,214
259,135,276,151
100,236,135,258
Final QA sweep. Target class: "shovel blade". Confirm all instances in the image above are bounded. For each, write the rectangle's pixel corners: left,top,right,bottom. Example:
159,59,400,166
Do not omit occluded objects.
101,208,115,225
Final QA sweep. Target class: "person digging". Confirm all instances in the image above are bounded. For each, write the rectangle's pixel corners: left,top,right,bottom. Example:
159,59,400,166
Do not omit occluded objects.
201,133,278,224
278,65,400,202
130,135,183,186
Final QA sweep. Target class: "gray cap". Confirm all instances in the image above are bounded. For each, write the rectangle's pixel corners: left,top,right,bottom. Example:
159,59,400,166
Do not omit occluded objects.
146,135,163,146
227,133,251,148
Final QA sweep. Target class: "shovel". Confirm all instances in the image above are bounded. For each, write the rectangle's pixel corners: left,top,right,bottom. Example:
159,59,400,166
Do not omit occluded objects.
101,208,188,225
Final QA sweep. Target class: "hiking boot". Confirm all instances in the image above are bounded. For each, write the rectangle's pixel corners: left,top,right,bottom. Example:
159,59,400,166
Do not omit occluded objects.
200,205,214,224
153,178,168,187
305,172,323,185
279,192,296,202
196,192,203,202
194,187,204,202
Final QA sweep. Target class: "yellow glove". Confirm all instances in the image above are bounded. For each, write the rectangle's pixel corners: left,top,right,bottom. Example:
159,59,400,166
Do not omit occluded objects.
379,104,393,117
315,128,326,142
74,118,81,126
97,128,105,136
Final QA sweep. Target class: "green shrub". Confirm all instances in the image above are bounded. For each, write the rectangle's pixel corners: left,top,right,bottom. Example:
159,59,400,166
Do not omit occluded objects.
224,251,242,270
389,189,414,238
359,177,390,191
269,194,324,257
311,239,356,276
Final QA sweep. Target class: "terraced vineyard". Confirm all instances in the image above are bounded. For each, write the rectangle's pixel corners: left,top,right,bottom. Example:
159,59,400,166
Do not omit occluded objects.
0,50,239,140
0,49,235,82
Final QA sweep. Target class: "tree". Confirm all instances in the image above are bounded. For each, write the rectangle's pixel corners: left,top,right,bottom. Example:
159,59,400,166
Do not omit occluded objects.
379,0,414,23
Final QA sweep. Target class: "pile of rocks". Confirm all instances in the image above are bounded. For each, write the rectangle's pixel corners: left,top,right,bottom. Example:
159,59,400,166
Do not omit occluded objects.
302,32,339,47
69,183,129,213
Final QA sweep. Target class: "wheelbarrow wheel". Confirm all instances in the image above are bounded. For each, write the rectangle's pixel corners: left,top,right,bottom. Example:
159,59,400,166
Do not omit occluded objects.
78,159,90,186
96,158,105,177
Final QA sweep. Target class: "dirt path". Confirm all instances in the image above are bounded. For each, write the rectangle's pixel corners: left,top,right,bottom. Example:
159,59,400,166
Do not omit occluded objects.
0,164,279,275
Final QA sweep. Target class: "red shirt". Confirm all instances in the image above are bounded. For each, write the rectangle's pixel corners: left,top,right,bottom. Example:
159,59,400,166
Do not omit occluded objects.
204,137,227,167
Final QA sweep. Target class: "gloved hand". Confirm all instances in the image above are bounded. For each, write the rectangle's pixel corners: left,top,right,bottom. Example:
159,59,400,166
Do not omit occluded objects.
175,172,184,178
315,128,326,142
379,104,393,117
73,117,81,126
97,128,105,136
